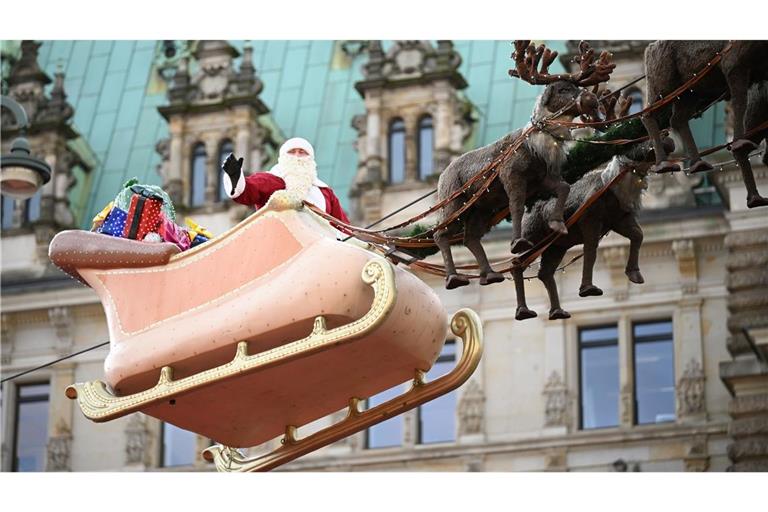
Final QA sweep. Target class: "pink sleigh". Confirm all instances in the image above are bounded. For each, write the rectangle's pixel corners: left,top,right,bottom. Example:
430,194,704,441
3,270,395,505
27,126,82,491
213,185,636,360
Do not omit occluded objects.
50,190,482,471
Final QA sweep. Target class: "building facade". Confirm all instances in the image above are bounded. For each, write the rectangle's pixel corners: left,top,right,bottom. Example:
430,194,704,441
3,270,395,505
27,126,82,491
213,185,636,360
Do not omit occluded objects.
1,39,766,472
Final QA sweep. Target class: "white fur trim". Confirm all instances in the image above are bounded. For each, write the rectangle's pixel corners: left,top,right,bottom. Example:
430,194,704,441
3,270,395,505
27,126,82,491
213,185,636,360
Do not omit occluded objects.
279,137,315,158
223,170,246,199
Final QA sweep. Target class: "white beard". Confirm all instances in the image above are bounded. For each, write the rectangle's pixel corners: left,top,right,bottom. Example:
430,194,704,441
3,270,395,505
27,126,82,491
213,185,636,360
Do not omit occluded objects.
271,154,327,211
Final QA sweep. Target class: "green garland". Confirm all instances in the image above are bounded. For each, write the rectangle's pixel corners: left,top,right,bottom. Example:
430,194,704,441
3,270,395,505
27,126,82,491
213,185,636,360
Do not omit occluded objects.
562,106,672,183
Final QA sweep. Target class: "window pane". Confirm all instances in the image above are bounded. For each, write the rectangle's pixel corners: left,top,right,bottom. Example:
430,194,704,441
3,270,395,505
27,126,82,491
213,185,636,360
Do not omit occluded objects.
191,144,207,207
162,423,197,466
26,191,41,223
15,383,50,472
634,321,673,339
581,325,619,345
2,195,17,229
218,141,234,202
388,120,405,184
418,341,456,444
634,321,676,425
418,116,433,180
366,384,404,449
580,327,619,429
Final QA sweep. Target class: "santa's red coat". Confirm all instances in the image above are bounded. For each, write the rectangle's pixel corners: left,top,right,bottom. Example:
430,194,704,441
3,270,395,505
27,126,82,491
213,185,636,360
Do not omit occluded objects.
233,172,350,224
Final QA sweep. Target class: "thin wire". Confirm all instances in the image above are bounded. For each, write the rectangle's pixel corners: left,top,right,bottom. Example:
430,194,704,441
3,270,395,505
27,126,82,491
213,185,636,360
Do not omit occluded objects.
0,341,110,384
341,188,437,242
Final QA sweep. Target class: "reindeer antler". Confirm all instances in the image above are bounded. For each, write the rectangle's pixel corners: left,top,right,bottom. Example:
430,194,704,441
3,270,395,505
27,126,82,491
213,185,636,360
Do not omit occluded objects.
571,41,616,87
509,40,616,87
599,89,633,121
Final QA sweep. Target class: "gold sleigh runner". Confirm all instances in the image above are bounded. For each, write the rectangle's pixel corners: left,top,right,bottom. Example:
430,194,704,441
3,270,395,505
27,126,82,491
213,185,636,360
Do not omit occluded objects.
203,308,483,472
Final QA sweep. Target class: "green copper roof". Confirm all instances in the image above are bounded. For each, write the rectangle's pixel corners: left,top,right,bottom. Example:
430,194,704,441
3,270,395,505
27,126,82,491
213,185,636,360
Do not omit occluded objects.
23,40,724,229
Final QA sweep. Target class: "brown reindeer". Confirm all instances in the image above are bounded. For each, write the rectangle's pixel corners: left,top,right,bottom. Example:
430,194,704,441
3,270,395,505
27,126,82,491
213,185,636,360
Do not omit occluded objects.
513,137,675,321
641,41,768,208
433,41,615,290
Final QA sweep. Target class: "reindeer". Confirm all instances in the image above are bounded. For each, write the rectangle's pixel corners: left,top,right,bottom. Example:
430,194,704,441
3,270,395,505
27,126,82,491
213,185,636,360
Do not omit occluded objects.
641,41,768,208
512,137,676,321
434,41,615,290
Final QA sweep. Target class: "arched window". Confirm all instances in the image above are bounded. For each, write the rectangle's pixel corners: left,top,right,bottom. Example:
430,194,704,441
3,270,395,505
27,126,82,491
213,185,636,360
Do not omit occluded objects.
217,139,234,202
417,340,456,444
190,143,207,207
160,422,197,467
417,115,434,180
626,88,644,115
388,118,406,184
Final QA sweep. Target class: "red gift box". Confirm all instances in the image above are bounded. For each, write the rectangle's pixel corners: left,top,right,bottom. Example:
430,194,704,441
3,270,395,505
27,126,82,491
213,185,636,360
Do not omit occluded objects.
122,185,164,240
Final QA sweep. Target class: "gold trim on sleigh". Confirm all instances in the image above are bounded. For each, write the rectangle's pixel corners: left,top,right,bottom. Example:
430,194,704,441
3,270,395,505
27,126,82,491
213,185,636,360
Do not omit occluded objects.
66,258,397,422
202,308,483,472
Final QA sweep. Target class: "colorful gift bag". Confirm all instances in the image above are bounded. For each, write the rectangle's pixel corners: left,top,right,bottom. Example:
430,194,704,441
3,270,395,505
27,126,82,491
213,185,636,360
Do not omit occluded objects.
159,214,192,251
100,207,128,237
122,185,164,240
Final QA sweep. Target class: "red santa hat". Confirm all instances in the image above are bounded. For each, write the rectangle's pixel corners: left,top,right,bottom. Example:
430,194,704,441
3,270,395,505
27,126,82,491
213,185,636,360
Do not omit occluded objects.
279,137,315,159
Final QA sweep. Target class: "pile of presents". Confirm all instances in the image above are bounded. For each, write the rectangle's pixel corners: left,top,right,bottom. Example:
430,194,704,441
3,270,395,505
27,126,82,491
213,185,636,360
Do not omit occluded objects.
91,178,213,252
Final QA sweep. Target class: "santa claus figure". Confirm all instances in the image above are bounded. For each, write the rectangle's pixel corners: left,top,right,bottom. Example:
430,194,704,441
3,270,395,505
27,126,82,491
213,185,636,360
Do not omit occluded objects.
221,137,350,223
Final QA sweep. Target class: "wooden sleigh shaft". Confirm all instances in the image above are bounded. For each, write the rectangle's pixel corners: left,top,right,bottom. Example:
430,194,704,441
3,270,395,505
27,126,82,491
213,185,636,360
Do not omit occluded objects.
202,308,483,472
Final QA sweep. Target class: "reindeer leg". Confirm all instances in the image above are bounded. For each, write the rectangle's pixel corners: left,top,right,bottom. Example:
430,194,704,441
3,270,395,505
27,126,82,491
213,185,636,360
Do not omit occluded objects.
578,221,604,297
538,245,570,320
465,210,505,286
434,222,469,290
727,67,760,154
513,268,537,321
612,214,645,284
671,100,713,174
541,176,570,235
642,114,679,174
508,197,533,256
735,149,768,208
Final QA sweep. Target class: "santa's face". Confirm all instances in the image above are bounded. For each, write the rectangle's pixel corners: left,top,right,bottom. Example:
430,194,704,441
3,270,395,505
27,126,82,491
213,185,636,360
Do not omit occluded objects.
287,147,310,157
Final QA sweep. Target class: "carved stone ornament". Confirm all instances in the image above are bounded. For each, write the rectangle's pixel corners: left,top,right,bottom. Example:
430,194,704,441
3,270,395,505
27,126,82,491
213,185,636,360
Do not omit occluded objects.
542,371,568,427
46,419,72,471
124,413,151,466
458,379,485,436
677,359,706,416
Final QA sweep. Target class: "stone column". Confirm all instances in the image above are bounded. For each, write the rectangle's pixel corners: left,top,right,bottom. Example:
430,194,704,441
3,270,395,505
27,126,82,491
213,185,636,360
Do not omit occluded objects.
204,136,218,205
167,118,185,206
542,323,568,434
433,81,453,174
618,315,634,427
718,165,768,471
47,364,75,471
403,112,418,182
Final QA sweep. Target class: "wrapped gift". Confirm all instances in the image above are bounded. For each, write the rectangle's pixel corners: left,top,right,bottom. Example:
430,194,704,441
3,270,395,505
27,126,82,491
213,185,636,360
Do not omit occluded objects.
191,234,209,248
123,185,164,240
114,178,176,222
91,201,114,232
159,214,192,251
100,207,128,237
185,217,214,239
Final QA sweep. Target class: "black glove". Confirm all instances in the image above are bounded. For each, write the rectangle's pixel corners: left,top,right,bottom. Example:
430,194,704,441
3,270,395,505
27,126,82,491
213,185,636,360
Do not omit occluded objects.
222,154,244,195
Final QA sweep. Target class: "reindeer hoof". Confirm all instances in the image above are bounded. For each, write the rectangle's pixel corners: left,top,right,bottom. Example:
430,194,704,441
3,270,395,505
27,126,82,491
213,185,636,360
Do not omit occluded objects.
511,238,533,255
480,271,505,286
626,269,645,284
549,308,571,320
548,220,568,236
579,284,603,297
652,161,680,174
747,195,768,209
515,306,538,321
688,159,713,174
730,138,759,154
445,274,470,290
